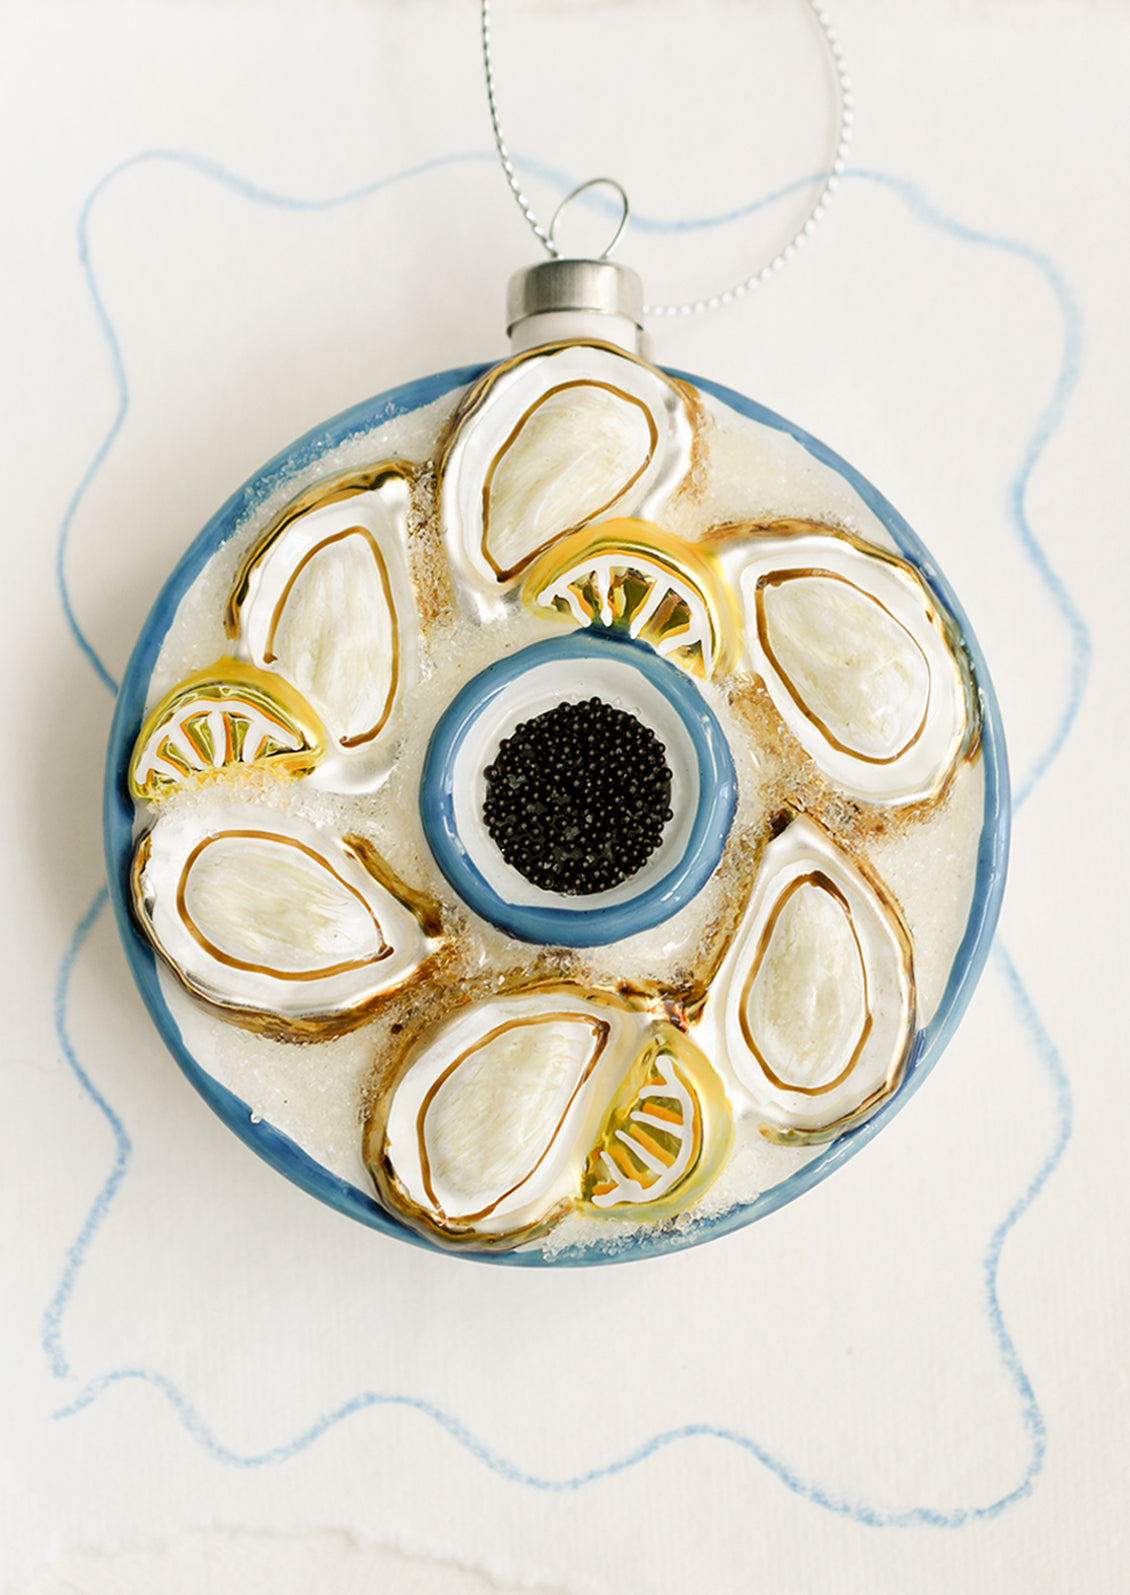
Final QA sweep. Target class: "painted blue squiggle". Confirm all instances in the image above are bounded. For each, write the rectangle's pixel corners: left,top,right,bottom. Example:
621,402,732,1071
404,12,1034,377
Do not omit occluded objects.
53,149,1077,1520
849,170,1088,808
47,937,1070,1524
43,1370,1039,1523
43,887,130,1379
57,148,494,695
979,940,1074,1453
46,929,1068,1526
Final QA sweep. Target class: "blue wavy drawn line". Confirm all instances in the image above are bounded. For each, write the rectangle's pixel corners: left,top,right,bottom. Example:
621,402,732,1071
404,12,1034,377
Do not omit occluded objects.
59,154,1088,810
47,932,1069,1525
52,149,1080,1520
43,886,127,1380
57,148,491,698
850,170,1089,809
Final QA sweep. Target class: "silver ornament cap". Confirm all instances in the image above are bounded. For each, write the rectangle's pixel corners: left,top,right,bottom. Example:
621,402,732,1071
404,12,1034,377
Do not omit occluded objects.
506,258,648,356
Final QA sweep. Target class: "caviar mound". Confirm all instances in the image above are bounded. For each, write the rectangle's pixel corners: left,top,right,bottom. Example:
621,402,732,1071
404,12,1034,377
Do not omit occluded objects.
418,629,739,948
482,697,673,896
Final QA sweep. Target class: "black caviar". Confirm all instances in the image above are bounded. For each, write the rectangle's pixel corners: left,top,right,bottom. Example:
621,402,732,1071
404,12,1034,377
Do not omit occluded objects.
482,697,674,896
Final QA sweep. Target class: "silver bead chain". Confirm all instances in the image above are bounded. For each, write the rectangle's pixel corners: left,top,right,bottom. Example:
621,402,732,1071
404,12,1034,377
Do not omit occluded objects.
480,0,854,318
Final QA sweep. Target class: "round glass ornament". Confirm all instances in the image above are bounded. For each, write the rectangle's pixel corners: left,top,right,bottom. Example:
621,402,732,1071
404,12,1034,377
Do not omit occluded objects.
105,277,1008,1265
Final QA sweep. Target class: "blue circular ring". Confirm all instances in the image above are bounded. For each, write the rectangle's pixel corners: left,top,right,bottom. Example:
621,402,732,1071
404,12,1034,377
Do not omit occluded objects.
419,630,738,946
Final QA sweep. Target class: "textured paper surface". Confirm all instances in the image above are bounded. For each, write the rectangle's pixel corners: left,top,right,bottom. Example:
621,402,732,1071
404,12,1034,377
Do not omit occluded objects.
2,1,1128,1590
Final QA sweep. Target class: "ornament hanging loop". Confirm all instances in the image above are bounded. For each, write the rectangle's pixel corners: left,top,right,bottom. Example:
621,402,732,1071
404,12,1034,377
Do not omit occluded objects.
547,177,631,262
481,0,853,317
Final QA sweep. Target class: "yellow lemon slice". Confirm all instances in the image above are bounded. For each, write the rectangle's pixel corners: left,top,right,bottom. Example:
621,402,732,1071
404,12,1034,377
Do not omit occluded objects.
129,659,325,802
581,1024,733,1222
522,518,739,679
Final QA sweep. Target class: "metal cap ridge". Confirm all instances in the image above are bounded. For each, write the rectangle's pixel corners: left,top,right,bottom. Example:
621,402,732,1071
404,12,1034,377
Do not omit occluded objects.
506,258,645,335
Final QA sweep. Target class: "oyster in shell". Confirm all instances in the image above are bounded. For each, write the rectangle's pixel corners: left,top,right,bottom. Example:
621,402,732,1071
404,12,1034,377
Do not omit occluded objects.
437,343,696,598
714,815,915,1143
724,521,976,805
367,986,734,1248
131,802,441,1039
228,470,417,788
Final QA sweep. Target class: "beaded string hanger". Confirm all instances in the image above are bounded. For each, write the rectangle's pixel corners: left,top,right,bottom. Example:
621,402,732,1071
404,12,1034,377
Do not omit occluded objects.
480,0,854,314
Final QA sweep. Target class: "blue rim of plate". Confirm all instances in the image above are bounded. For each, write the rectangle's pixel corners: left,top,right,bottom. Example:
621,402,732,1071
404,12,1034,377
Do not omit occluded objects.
104,360,1010,1268
419,630,738,948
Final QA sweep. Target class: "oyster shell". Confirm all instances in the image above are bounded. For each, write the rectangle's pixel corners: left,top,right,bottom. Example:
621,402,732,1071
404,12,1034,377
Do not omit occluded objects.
128,659,325,801
522,518,739,679
714,815,915,1142
228,470,417,787
131,802,440,1038
437,342,696,599
367,987,734,1248
724,522,975,805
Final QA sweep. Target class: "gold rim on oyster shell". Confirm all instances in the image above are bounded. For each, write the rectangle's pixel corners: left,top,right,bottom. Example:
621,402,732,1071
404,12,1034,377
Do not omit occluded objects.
721,520,977,806
436,341,698,593
715,814,916,1144
229,470,417,766
131,803,443,1041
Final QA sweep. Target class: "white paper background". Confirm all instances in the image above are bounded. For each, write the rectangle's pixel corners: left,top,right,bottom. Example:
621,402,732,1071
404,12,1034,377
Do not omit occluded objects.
2,1,1127,1590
